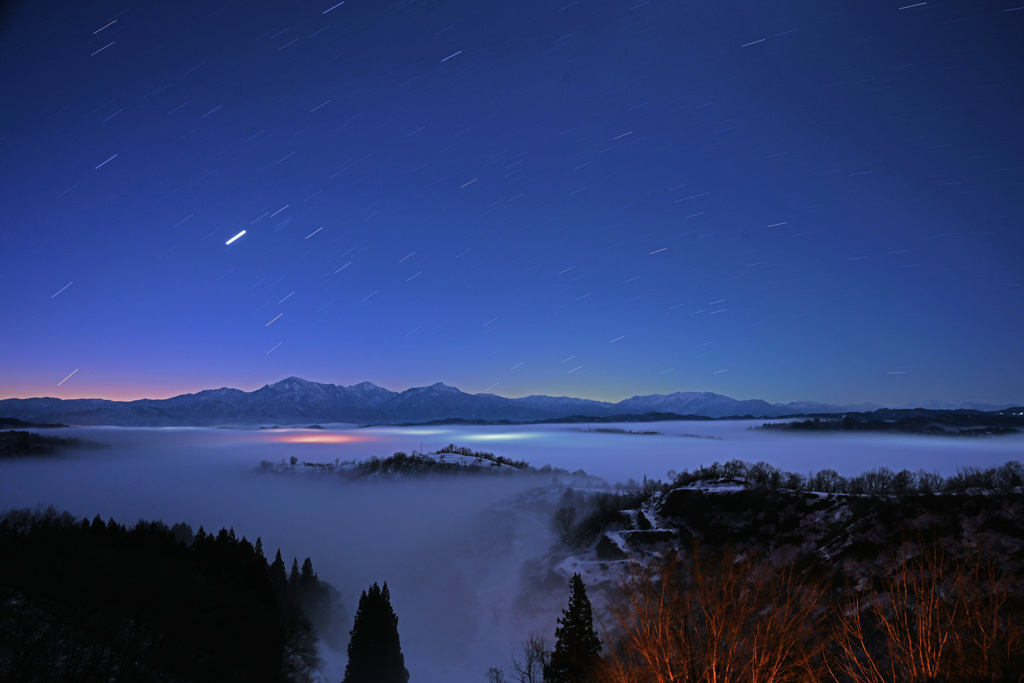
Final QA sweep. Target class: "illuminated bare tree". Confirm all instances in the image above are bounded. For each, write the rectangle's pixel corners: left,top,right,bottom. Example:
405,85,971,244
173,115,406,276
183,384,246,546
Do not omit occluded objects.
829,542,961,682
830,538,1024,683
957,555,1024,680
599,546,827,683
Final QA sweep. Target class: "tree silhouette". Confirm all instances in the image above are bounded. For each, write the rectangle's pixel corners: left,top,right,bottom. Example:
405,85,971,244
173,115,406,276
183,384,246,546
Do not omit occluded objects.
289,557,301,592
512,633,550,683
342,582,409,683
545,573,601,683
270,549,288,598
0,507,322,682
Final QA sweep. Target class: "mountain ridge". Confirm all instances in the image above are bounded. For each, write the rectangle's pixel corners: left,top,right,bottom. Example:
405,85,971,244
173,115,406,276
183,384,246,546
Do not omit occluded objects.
0,377,1016,427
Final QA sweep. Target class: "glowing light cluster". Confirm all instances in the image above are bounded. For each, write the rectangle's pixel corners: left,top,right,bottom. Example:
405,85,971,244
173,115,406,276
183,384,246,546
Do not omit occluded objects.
462,432,539,442
269,432,376,444
377,428,451,437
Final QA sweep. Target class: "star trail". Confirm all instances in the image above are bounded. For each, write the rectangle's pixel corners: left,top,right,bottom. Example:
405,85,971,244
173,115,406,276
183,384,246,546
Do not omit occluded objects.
1,0,1021,406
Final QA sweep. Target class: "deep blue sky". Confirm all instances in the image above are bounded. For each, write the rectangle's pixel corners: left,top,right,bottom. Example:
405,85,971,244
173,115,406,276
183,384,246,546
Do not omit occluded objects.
2,0,1022,405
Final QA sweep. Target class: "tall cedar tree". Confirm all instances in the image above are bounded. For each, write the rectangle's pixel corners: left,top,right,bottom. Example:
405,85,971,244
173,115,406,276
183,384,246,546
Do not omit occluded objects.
545,573,602,683
342,582,409,683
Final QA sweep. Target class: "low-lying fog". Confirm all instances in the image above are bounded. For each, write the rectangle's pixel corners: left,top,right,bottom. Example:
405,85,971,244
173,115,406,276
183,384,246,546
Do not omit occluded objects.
2,421,1021,681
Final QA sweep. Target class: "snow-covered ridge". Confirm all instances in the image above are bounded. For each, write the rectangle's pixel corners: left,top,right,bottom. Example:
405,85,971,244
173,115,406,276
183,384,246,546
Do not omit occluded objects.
257,444,605,485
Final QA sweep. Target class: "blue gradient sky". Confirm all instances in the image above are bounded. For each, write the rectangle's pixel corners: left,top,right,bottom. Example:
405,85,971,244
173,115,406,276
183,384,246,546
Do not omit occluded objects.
2,0,1022,405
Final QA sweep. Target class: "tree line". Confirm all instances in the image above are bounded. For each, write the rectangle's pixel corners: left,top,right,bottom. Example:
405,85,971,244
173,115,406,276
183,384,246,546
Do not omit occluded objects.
0,429,100,458
664,459,1024,495
0,506,417,683
0,507,328,682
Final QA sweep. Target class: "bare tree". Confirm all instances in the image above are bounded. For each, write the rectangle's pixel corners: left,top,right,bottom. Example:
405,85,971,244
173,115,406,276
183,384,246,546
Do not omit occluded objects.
957,555,1024,681
830,538,1024,683
598,559,690,683
510,633,550,683
552,507,578,546
599,546,827,683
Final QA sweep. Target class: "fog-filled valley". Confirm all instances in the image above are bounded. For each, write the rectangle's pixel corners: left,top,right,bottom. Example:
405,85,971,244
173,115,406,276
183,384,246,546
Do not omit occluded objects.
2,421,1023,681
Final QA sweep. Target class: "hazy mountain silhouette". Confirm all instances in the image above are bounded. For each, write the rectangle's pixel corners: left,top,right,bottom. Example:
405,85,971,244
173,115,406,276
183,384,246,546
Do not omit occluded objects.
0,377,1012,427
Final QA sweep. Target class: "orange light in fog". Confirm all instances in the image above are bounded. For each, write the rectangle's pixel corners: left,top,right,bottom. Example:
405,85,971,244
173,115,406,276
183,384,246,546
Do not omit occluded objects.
271,433,375,444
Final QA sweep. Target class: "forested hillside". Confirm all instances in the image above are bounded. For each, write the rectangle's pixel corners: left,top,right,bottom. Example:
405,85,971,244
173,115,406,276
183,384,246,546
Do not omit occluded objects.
0,507,339,682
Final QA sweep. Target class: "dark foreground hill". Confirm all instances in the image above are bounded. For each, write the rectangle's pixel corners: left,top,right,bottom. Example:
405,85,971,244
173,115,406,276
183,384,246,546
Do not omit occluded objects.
0,508,342,683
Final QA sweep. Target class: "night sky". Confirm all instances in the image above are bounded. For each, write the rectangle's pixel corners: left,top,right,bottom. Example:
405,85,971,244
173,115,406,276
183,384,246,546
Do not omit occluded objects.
2,0,1022,406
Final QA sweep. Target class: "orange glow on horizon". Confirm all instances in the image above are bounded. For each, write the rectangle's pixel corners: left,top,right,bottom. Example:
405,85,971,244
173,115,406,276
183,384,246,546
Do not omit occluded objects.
269,433,377,445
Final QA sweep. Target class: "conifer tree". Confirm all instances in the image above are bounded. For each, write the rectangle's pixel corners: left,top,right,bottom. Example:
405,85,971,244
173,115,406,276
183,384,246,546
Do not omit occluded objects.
289,557,301,591
342,582,409,683
545,573,601,683
300,557,316,585
270,549,288,598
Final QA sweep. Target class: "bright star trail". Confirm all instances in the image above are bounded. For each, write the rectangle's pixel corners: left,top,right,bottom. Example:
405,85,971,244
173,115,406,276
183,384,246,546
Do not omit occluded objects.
1,0,1021,406
56,369,79,386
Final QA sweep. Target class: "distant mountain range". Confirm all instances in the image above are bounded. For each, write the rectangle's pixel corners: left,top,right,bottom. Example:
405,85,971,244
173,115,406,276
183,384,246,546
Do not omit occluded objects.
0,377,1014,427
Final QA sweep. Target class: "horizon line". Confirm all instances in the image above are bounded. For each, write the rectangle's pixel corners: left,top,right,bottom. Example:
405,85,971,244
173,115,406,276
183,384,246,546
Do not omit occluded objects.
0,375,1015,410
